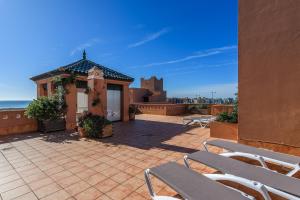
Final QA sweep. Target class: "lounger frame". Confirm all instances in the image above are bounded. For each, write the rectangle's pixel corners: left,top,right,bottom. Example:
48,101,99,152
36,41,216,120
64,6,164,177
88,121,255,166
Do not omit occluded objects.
145,168,257,200
203,141,300,176
184,155,300,200
145,169,181,200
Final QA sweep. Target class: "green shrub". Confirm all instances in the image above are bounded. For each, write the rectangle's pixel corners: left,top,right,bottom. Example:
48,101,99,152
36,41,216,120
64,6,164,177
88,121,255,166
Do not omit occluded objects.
187,104,208,113
78,112,111,138
129,104,137,114
216,93,238,123
25,95,66,121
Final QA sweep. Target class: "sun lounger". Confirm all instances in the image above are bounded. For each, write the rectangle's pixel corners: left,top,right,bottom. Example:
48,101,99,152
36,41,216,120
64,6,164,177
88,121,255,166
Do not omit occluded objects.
184,151,300,199
183,116,216,128
203,139,300,176
144,162,256,200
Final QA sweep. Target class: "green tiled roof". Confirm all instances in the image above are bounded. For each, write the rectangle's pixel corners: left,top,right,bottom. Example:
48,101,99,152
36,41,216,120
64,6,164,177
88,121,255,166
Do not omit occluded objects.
31,58,134,82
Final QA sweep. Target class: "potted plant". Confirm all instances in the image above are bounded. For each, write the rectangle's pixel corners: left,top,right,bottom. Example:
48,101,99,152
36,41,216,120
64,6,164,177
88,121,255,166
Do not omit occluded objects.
25,95,66,132
210,93,238,140
129,104,137,120
78,112,112,138
187,104,209,114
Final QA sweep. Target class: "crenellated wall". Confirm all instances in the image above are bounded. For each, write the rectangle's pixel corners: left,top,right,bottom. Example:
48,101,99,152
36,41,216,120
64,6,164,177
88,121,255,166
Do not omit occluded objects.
0,109,37,136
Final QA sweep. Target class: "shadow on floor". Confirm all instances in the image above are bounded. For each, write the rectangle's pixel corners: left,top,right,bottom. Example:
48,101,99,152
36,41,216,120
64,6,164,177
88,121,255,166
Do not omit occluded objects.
100,119,200,153
0,119,201,154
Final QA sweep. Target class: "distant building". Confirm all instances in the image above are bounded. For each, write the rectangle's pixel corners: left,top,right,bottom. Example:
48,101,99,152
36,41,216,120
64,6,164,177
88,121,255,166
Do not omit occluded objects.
129,76,167,103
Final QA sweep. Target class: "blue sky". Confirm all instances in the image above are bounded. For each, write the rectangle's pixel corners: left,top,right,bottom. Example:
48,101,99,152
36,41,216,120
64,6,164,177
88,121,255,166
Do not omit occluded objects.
0,0,238,100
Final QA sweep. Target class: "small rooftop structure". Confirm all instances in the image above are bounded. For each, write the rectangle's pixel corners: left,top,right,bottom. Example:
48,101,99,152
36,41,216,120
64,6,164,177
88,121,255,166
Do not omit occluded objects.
30,51,134,129
129,76,167,103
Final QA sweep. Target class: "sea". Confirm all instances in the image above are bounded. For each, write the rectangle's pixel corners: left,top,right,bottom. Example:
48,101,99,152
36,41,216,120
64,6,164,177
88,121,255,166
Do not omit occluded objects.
0,100,32,109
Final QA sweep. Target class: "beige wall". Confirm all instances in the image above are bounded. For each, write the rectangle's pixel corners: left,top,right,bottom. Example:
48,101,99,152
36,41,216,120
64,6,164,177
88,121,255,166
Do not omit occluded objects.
238,0,300,147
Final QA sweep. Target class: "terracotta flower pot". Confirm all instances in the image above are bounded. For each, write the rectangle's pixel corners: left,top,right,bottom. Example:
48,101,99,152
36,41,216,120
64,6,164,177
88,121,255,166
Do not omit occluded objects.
78,127,87,138
129,113,135,120
38,119,66,133
102,124,113,138
78,124,113,138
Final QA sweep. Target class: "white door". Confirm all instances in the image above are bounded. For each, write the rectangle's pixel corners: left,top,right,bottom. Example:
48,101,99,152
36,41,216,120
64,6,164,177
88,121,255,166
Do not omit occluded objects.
107,89,121,121
77,92,88,113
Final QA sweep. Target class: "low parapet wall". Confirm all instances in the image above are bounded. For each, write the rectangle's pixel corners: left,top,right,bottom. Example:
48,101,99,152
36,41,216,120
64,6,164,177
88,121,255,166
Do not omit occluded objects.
211,104,234,116
0,109,37,136
133,103,187,116
210,121,238,141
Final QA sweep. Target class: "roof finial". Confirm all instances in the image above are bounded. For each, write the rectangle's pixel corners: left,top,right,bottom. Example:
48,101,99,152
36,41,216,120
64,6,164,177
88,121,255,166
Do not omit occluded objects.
83,49,87,60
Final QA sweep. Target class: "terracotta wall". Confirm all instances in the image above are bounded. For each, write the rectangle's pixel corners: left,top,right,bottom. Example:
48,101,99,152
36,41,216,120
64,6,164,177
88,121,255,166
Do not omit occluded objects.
35,74,132,130
129,88,148,103
211,105,234,116
141,76,163,92
65,83,77,130
210,121,238,141
134,103,186,116
238,0,300,148
0,109,37,136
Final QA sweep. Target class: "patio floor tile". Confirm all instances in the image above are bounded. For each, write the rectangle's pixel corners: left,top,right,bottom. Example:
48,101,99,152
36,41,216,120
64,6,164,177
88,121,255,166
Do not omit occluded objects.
1,185,31,200
85,173,107,186
14,192,38,200
65,181,90,196
33,182,61,199
40,189,70,200
0,179,25,193
56,175,81,188
94,179,119,193
0,114,210,200
105,185,133,200
74,187,102,200
110,172,132,184
28,177,54,191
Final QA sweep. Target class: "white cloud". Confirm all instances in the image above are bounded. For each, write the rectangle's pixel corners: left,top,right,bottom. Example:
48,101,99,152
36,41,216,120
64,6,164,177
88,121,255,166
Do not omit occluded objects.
133,45,237,68
70,38,101,56
165,61,237,76
128,27,170,48
169,83,238,98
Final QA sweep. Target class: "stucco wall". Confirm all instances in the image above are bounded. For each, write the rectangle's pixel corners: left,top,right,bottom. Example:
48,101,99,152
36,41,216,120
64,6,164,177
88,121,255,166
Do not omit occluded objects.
0,109,37,136
129,88,149,103
211,105,234,116
35,75,131,130
134,103,186,116
210,121,238,141
141,76,163,92
238,0,300,147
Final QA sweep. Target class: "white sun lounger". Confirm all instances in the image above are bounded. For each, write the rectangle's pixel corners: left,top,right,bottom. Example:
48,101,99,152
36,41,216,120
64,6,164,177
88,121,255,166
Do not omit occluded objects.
144,162,275,200
184,151,300,200
203,139,300,176
183,116,216,128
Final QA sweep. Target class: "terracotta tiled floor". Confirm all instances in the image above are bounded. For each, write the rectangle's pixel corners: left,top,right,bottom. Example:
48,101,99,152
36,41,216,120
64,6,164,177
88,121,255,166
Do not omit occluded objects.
0,114,213,200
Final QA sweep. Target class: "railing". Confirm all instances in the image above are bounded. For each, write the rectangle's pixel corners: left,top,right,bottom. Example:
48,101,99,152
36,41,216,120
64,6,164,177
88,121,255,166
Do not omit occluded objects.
0,109,37,136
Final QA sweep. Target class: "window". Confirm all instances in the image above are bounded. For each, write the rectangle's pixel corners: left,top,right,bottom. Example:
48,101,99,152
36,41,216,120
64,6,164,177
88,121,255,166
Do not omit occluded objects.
76,80,88,89
77,92,88,113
